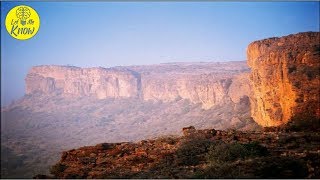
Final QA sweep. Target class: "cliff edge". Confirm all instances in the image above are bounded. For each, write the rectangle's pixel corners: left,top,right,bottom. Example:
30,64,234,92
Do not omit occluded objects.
26,66,140,99
247,32,320,127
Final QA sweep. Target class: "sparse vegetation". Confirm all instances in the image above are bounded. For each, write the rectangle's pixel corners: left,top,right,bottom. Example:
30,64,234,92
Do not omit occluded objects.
191,141,274,178
206,141,248,163
193,140,311,179
242,141,269,157
49,163,67,177
195,156,309,179
176,135,213,165
206,141,268,164
40,126,320,179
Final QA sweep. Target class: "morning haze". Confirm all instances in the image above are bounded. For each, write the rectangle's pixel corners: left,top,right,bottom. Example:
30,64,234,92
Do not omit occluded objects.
1,2,319,106
1,2,320,179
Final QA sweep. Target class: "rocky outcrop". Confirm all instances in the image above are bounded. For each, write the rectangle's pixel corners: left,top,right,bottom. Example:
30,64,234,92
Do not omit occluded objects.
26,66,140,99
43,127,320,179
247,32,320,127
25,62,251,109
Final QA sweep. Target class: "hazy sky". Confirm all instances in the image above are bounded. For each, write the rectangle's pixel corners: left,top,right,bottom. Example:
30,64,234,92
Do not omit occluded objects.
1,2,319,106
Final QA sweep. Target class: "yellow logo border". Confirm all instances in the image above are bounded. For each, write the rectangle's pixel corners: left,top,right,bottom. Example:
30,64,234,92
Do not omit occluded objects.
5,5,41,40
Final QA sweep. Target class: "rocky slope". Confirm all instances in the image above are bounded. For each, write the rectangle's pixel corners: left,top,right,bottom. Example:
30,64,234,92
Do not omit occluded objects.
40,127,320,179
247,32,320,126
25,61,250,109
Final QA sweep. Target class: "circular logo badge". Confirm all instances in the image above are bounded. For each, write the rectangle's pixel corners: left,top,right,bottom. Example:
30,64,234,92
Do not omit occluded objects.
5,5,40,40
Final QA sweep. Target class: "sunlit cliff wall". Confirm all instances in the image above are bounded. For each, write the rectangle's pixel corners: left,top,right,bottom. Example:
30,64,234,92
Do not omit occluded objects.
247,32,320,127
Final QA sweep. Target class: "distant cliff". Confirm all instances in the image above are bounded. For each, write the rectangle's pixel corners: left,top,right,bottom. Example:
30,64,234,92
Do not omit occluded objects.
139,72,251,110
25,62,251,110
247,32,320,127
26,66,140,99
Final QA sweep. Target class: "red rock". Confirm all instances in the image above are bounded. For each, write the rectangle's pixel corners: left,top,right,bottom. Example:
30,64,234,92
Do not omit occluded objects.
247,32,320,127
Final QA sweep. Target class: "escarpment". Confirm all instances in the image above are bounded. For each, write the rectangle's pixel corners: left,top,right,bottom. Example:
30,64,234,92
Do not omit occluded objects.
26,66,140,99
139,72,250,109
8,32,320,179
24,32,319,128
25,62,251,109
247,32,320,127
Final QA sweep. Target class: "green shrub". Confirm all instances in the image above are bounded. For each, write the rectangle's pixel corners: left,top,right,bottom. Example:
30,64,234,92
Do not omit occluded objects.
176,136,213,165
206,142,248,164
50,163,67,176
206,141,268,164
147,154,178,178
193,162,244,178
242,141,269,157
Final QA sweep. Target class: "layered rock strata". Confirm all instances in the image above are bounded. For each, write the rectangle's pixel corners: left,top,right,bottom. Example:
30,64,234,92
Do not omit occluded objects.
25,62,251,109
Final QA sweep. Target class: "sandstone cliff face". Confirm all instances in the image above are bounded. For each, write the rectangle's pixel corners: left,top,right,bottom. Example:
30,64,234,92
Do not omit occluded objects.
141,73,251,109
25,62,251,110
247,32,320,127
228,73,251,104
141,74,231,109
26,66,140,99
